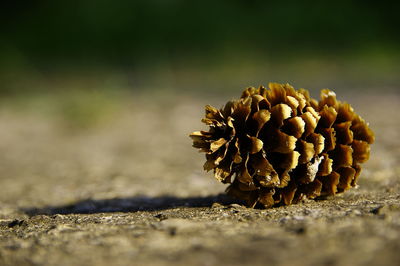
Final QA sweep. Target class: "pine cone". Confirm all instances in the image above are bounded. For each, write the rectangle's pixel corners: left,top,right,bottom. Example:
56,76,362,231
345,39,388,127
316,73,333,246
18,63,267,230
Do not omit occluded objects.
190,83,374,208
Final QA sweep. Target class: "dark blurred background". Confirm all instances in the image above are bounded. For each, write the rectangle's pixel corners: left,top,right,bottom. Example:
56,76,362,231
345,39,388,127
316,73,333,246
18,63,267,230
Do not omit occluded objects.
1,0,399,96
1,3,400,265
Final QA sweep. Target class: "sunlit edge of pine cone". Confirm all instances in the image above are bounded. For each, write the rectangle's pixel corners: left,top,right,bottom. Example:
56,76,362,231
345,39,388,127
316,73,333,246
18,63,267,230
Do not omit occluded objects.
190,83,375,208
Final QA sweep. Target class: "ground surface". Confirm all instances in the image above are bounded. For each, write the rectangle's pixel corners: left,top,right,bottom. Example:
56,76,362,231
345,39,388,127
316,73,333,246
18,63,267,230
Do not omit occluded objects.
0,90,399,266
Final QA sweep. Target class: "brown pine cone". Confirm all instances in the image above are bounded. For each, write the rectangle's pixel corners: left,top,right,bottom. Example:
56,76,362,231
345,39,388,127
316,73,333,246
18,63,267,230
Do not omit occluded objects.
190,83,374,208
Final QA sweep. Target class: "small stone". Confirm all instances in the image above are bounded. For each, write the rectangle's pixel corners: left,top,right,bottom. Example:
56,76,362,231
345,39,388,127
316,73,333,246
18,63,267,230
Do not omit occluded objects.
211,202,223,208
228,204,244,209
7,219,25,228
371,205,391,217
154,213,168,221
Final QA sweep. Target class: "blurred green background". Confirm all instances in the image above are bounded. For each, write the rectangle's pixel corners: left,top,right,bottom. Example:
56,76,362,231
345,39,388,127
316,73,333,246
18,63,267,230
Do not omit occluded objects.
0,0,399,126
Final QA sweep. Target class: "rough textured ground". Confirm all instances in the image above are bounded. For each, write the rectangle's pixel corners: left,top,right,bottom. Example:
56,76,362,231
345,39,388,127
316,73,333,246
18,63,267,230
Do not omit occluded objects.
0,90,399,266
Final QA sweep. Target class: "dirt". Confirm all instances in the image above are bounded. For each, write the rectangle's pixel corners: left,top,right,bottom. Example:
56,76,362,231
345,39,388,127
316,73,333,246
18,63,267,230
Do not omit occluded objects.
0,90,399,266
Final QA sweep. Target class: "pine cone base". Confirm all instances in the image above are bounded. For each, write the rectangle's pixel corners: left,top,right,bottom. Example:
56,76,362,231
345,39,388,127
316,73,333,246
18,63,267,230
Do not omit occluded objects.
190,83,374,208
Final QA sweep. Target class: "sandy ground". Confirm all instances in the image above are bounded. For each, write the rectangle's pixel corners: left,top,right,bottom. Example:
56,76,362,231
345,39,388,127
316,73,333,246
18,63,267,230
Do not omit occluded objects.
0,90,399,266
